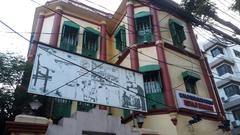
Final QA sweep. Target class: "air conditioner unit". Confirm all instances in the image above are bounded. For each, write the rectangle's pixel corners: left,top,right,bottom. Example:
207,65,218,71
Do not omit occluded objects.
231,120,240,128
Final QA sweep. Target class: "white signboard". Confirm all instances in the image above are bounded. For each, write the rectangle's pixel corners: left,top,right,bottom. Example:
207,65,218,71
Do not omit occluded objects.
28,43,147,112
176,90,215,114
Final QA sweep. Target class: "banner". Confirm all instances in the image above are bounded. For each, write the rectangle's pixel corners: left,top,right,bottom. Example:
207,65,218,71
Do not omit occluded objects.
28,43,147,112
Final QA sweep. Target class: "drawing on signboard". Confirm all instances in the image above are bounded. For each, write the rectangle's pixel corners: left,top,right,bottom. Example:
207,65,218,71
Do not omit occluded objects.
28,44,147,112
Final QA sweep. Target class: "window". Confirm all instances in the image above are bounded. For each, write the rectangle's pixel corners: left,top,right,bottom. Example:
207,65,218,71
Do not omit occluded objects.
52,98,72,119
169,19,186,48
216,64,233,76
211,47,224,57
182,70,201,94
82,27,99,58
115,25,126,52
234,50,240,58
233,109,240,120
134,11,154,44
184,79,197,94
224,85,240,97
77,102,95,112
60,21,80,53
143,70,164,110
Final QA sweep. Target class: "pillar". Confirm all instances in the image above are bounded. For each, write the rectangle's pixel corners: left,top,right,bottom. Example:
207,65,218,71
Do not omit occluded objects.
127,0,139,70
28,11,45,63
99,21,107,110
150,5,176,108
187,23,225,119
99,21,107,60
49,6,63,47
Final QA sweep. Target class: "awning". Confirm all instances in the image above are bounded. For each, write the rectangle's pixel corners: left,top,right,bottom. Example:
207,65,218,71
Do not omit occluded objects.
134,11,151,19
139,64,160,72
84,27,100,35
182,70,200,82
64,21,80,29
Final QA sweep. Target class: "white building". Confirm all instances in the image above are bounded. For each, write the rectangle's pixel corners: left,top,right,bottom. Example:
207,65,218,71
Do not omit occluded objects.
203,41,240,135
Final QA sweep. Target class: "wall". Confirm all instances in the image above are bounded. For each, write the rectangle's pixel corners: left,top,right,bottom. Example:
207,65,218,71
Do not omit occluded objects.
39,16,54,44
157,11,194,54
165,48,210,98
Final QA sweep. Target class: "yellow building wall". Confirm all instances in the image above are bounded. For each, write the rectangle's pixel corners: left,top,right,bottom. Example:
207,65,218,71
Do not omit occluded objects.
138,47,158,67
134,6,150,14
157,11,194,54
39,16,54,44
176,115,229,135
165,48,210,98
57,14,101,59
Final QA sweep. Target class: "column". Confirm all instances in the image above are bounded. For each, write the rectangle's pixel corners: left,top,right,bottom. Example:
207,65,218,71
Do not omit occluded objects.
99,21,107,110
28,11,45,63
127,0,139,70
99,21,107,60
150,5,176,108
49,6,63,47
187,23,225,119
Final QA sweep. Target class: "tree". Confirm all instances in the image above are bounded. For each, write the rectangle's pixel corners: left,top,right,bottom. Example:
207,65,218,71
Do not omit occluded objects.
231,0,240,13
0,52,29,134
181,0,240,35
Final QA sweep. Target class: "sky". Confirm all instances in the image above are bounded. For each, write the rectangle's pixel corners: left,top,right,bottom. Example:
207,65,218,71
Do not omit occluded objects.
0,0,238,58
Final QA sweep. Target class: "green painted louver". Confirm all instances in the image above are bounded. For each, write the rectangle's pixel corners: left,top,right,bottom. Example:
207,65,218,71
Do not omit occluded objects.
139,65,160,72
52,99,72,119
134,11,151,19
115,25,127,52
85,27,100,35
182,70,201,83
64,21,80,29
146,92,165,110
168,19,186,48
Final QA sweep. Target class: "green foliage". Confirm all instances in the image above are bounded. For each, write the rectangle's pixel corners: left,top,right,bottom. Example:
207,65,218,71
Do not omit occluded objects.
231,0,240,14
181,0,216,19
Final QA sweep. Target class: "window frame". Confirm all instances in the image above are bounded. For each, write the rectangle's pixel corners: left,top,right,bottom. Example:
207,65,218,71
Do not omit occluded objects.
223,84,240,97
60,21,80,53
234,49,240,58
216,64,233,76
134,11,154,44
82,27,100,58
211,47,224,57
233,109,240,120
114,25,127,52
168,19,186,48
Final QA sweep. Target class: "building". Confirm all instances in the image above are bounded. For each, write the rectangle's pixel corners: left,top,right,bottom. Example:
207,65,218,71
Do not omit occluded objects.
26,0,230,134
203,41,240,134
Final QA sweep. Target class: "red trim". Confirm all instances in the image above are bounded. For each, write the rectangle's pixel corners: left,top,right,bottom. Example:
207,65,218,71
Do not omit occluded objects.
204,56,226,120
49,9,62,47
63,12,101,26
127,2,139,70
28,14,45,63
100,23,107,60
164,42,200,59
115,49,130,65
187,23,224,117
121,108,220,124
99,23,107,110
5,121,48,134
187,23,201,56
150,5,175,108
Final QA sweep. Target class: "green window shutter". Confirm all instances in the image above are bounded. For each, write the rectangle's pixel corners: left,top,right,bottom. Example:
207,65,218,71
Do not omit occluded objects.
60,21,80,53
77,102,95,112
114,25,126,52
123,109,130,118
82,27,99,58
182,70,200,94
140,65,164,110
52,98,72,119
134,11,153,44
168,19,186,48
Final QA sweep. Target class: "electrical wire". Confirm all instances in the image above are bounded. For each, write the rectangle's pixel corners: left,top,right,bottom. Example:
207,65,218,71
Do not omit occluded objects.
0,0,235,116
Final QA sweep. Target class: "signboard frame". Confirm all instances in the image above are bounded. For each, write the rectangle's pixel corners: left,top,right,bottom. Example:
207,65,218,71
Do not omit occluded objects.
28,42,147,112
